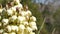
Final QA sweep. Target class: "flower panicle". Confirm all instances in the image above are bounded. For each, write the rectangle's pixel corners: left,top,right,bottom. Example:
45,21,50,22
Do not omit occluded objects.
0,0,37,34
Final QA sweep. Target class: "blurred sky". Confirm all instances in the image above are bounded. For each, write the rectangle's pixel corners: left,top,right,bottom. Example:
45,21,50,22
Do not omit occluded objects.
35,0,53,4
35,0,60,9
36,0,45,3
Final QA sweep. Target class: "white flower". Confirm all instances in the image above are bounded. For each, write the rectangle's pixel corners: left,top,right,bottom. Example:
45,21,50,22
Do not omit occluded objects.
23,21,28,25
11,4,22,14
29,32,35,34
15,26,18,32
26,27,32,32
11,25,16,31
29,22,36,26
31,25,37,30
10,32,16,34
11,7,16,12
11,25,18,32
20,10,31,17
19,11,26,16
19,24,25,30
17,16,26,22
30,16,36,21
3,32,8,34
2,19,9,25
14,0,22,8
12,3,22,11
7,9,13,15
11,15,17,20
26,10,32,16
6,25,11,32
17,4,22,8
0,9,3,13
29,22,37,30
0,29,4,33
18,24,25,34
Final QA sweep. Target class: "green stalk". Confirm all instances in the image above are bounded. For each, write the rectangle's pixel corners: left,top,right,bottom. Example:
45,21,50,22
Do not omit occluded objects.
38,18,46,34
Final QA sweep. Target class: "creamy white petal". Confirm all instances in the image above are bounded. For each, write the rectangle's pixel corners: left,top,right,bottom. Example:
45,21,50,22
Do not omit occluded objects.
2,19,9,25
11,25,16,31
11,7,16,12
19,24,25,30
23,21,28,25
17,16,26,22
19,11,26,16
29,22,37,30
29,22,36,26
17,4,22,8
11,25,18,32
26,10,32,16
26,27,32,32
31,25,37,30
11,15,17,20
7,9,13,15
30,16,36,21
15,26,18,32
6,25,11,32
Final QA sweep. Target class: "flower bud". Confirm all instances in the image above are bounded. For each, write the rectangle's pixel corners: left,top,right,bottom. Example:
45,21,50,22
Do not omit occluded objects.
7,9,13,16
31,25,37,30
19,24,25,30
2,19,9,25
23,21,28,25
11,7,16,12
6,25,11,32
29,22,37,30
19,11,26,16
30,16,36,21
26,27,32,32
11,25,18,32
26,10,32,16
29,22,36,26
11,15,17,20
17,16,26,22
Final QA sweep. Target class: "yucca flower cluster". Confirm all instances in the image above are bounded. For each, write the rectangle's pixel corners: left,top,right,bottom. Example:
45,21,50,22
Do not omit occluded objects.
0,0,37,34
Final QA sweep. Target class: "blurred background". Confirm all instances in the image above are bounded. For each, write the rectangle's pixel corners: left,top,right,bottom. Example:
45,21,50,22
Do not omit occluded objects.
0,0,60,34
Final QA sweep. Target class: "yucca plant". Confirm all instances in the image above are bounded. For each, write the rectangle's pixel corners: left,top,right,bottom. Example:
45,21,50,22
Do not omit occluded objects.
0,0,37,34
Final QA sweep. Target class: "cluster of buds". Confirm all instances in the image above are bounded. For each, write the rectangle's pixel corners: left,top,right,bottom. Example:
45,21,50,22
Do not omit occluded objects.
0,0,37,34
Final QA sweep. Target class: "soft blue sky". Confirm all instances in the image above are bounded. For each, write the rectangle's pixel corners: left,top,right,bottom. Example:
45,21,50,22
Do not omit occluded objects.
36,0,53,4
36,0,45,3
